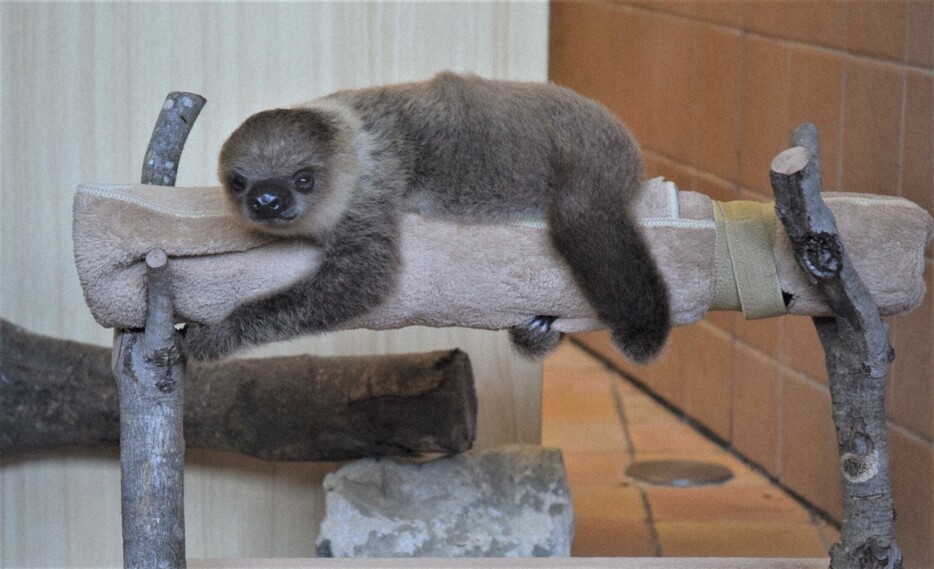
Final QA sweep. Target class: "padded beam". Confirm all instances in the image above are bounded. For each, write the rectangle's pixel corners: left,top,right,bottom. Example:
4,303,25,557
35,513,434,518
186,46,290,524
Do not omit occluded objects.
73,178,932,333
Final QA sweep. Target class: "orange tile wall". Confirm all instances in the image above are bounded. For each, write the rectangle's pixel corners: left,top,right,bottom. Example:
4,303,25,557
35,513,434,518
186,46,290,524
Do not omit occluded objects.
549,2,932,565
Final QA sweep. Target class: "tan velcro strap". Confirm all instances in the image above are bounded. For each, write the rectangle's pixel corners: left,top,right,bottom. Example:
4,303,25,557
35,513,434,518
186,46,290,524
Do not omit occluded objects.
711,200,787,319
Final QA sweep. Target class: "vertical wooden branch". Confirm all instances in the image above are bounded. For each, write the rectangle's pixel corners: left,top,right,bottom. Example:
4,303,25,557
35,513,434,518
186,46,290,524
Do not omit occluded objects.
114,250,186,568
141,92,207,186
114,91,205,568
770,124,902,569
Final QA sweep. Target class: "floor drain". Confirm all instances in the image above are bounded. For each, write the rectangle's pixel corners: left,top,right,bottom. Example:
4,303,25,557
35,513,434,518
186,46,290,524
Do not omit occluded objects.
626,460,734,487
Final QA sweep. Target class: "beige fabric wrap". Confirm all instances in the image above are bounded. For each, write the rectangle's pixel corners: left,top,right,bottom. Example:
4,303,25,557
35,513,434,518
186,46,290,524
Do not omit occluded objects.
72,177,932,332
711,200,787,319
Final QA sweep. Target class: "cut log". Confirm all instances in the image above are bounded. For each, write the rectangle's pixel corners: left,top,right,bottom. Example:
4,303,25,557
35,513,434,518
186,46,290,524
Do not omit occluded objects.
0,318,476,461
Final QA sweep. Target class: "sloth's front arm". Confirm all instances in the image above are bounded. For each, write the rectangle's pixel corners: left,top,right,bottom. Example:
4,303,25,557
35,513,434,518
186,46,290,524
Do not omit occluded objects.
183,199,401,361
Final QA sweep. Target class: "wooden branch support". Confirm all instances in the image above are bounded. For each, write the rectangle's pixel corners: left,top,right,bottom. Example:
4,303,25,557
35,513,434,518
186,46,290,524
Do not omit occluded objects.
770,124,902,569
112,91,206,569
0,318,476,460
114,249,187,568
142,92,207,187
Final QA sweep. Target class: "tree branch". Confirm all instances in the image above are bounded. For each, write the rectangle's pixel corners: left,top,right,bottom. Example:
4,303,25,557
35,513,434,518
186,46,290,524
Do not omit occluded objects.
114,91,205,569
114,251,186,569
770,123,902,569
141,92,206,186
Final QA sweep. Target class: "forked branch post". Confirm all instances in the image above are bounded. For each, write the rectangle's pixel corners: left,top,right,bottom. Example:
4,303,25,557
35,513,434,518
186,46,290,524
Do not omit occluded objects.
114,91,205,568
770,124,902,569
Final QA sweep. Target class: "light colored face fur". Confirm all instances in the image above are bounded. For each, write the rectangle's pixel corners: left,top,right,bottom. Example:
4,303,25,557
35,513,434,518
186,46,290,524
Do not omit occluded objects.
218,107,359,241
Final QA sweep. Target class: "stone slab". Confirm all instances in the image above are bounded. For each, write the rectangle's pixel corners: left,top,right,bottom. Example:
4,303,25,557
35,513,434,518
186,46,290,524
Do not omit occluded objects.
316,445,574,557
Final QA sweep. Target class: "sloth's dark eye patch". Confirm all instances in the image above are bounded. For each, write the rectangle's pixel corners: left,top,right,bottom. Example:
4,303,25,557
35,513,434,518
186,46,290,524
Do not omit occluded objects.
293,169,316,193
227,173,247,194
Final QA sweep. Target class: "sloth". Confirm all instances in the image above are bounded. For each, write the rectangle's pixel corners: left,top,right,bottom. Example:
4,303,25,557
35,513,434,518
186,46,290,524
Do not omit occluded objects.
184,72,670,362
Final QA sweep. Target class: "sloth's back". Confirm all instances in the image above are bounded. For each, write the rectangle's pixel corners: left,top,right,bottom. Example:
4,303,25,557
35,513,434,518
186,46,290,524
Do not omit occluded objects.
331,72,641,223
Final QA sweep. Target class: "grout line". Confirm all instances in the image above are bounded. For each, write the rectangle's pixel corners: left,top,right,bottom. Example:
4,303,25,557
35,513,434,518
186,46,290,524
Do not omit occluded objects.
900,0,910,65
643,149,734,191
836,53,848,195
569,337,843,532
782,37,792,147
608,372,663,558
777,362,836,395
896,69,908,199
775,359,786,480
609,371,637,465
887,420,934,447
636,488,663,558
842,0,850,54
811,510,838,552
736,29,747,191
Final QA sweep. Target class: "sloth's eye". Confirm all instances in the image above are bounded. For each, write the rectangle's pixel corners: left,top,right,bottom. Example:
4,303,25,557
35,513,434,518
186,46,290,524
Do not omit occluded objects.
293,170,316,193
228,173,247,193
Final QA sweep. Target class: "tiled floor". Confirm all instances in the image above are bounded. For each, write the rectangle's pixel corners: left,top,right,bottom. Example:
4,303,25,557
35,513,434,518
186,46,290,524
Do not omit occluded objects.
541,342,840,558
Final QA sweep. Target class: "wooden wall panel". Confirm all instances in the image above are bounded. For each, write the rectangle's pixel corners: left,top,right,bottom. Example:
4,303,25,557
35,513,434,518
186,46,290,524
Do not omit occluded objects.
0,3,548,565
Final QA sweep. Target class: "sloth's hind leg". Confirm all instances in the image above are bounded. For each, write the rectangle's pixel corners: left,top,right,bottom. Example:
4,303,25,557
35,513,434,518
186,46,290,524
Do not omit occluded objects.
509,315,563,358
549,171,670,363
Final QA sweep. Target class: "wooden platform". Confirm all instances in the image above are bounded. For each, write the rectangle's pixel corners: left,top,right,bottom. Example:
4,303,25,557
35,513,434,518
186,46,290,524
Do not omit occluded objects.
191,558,828,569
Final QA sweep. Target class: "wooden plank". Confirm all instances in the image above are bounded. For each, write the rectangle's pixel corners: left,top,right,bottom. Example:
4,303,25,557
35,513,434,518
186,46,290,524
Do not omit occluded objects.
190,558,829,569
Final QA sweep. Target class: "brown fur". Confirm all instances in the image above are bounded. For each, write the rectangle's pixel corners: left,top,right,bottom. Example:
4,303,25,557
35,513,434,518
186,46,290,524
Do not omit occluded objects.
185,72,670,362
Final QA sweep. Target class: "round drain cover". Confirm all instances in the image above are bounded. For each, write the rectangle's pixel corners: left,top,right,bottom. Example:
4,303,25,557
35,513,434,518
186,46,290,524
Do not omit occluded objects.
626,460,733,487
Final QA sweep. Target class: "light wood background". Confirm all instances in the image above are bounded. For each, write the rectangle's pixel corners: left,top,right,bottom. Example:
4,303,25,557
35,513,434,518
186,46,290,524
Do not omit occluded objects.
0,3,548,565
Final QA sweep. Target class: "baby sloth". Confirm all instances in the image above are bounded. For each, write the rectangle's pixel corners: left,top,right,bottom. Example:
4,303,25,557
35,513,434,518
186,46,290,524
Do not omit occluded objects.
184,72,670,362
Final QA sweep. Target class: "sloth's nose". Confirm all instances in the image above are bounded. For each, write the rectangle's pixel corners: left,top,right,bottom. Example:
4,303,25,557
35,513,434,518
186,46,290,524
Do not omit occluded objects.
248,188,292,219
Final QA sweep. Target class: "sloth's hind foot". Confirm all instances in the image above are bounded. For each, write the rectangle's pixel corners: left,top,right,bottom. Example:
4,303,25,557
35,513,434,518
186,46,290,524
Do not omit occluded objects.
509,315,564,359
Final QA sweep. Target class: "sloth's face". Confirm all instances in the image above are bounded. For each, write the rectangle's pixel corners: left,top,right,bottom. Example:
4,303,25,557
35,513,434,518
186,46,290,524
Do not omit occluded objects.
222,166,317,227
219,108,356,240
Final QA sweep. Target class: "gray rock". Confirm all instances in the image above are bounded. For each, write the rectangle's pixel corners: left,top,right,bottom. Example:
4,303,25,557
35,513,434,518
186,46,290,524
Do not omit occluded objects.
316,445,574,557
